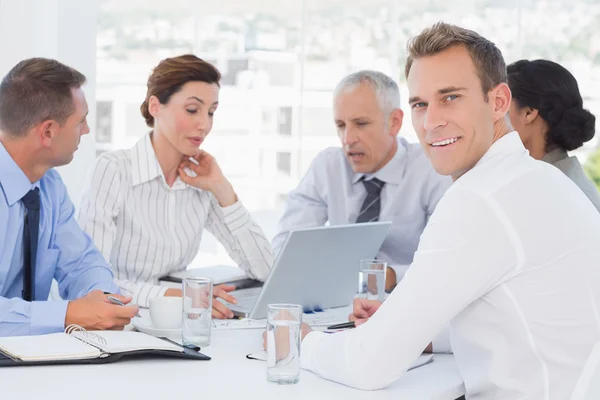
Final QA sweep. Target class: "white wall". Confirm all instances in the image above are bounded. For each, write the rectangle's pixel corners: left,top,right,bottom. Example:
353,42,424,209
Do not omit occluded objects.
0,0,98,206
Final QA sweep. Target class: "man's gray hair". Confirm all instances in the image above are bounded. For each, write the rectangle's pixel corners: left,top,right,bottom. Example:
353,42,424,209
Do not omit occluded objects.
333,70,401,115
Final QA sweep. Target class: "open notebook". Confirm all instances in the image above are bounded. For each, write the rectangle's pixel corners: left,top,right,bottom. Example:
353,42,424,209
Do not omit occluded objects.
0,325,209,366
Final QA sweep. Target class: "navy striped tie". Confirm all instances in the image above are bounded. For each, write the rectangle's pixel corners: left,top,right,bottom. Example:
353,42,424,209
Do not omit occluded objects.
356,178,384,223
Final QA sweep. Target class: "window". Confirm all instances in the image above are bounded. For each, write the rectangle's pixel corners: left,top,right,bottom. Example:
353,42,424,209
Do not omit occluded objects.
95,101,113,144
125,103,147,138
95,0,600,267
277,107,293,136
276,152,292,176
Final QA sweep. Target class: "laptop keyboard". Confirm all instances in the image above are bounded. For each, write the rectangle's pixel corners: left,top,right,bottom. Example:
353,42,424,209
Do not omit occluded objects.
220,287,262,312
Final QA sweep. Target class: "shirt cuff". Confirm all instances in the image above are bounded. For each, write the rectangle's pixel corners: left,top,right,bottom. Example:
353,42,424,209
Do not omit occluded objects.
220,201,251,232
300,330,327,371
137,284,169,308
431,325,453,353
30,300,69,335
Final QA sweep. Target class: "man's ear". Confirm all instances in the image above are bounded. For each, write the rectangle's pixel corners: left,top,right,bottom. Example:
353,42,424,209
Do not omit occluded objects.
491,83,511,123
388,108,404,137
36,120,60,148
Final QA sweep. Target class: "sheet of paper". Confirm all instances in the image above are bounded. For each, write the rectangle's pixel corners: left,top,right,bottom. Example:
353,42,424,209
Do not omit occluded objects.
247,350,434,371
0,333,101,361
75,331,182,353
212,319,266,330
212,306,352,331
303,305,353,327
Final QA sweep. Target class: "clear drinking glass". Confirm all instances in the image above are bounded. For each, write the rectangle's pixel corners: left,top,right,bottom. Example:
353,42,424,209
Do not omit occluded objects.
182,277,213,348
358,259,387,301
266,303,303,384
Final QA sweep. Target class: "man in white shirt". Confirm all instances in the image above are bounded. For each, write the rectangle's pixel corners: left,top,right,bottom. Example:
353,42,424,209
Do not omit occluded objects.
272,71,451,290
268,23,600,398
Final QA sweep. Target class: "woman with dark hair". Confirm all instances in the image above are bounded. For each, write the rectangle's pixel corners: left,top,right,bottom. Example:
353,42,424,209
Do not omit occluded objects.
507,59,600,211
78,55,273,317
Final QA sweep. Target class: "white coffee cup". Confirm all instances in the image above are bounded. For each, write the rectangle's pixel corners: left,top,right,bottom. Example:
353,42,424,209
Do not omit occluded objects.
149,297,183,329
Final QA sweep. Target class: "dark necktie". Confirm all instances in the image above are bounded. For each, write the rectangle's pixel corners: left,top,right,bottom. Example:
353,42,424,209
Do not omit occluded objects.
356,178,385,223
22,188,40,301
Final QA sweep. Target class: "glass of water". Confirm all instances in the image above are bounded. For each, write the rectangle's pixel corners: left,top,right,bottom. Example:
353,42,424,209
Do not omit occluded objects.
182,277,213,348
266,303,303,384
358,259,387,302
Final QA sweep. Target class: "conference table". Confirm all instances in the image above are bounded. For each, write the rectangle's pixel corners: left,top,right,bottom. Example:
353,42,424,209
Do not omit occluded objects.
1,326,466,399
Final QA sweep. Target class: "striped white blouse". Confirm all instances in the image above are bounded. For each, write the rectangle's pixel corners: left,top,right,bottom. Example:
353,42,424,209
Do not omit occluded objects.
78,134,273,307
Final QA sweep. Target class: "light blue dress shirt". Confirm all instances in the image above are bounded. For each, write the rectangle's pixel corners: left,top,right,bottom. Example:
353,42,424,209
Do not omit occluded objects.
273,137,452,277
0,142,118,336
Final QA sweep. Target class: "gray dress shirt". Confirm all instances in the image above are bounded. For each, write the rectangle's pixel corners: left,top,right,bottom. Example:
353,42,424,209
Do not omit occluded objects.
273,137,452,275
542,148,600,212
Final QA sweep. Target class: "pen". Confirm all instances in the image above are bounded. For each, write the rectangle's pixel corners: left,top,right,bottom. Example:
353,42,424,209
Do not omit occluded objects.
326,321,356,330
106,295,142,318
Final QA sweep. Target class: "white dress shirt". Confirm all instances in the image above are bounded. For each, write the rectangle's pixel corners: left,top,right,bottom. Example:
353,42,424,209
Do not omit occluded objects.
301,132,600,399
78,134,273,307
273,137,452,281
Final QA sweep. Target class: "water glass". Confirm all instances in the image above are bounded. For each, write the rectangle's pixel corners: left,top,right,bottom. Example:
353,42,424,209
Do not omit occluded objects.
358,259,387,301
266,304,303,384
182,277,213,348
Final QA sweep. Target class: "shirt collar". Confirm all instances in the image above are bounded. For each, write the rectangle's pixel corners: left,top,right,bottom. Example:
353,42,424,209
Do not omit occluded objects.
131,133,190,190
0,141,37,206
351,137,408,185
542,148,569,164
131,133,163,187
475,131,528,167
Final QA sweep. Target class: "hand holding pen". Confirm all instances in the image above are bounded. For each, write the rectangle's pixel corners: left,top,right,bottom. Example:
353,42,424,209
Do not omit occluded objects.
106,295,142,318
64,290,140,331
327,298,384,330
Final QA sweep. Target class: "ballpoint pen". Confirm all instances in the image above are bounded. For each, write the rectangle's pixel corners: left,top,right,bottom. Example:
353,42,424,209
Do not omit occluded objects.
106,295,142,318
326,321,356,330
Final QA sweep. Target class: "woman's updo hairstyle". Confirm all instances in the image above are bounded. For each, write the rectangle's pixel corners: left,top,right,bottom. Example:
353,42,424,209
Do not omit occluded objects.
507,59,595,151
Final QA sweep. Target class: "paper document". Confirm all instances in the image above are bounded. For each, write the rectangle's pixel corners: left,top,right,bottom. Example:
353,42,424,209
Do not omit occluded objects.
303,305,353,327
247,351,434,371
212,319,265,330
211,306,353,331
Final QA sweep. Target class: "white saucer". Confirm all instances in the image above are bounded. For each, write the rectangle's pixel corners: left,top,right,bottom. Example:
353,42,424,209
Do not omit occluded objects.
133,317,181,339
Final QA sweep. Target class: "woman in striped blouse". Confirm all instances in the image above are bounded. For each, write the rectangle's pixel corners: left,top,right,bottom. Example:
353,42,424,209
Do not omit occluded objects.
78,55,273,318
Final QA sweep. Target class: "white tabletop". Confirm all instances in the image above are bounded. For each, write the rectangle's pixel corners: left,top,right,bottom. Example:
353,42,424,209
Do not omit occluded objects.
1,328,465,400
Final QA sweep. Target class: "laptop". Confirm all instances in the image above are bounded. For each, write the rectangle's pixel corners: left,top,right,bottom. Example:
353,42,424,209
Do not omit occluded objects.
223,221,392,320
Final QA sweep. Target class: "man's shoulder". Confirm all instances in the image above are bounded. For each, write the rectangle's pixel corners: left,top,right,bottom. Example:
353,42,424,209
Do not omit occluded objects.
309,146,347,170
398,138,451,183
41,168,66,189
38,169,69,208
399,137,430,164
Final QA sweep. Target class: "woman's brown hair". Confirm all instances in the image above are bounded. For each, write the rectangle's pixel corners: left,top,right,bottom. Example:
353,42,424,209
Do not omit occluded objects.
140,54,221,127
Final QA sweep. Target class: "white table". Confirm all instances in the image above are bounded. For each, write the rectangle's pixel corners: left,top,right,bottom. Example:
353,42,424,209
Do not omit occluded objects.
1,329,465,399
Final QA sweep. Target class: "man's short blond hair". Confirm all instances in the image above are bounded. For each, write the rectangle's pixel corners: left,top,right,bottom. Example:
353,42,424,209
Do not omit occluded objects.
405,22,507,99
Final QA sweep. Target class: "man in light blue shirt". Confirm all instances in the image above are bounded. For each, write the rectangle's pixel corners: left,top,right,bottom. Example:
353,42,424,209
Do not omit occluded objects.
273,71,451,290
0,58,138,336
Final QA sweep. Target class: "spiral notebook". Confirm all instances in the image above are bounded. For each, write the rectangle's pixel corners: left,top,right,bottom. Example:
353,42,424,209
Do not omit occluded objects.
0,325,209,366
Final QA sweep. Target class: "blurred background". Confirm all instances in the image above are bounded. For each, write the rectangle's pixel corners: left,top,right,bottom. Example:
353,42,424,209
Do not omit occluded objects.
2,0,600,267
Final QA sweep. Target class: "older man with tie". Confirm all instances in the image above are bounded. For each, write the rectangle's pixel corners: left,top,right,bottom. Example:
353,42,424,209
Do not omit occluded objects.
0,58,138,336
273,71,451,291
